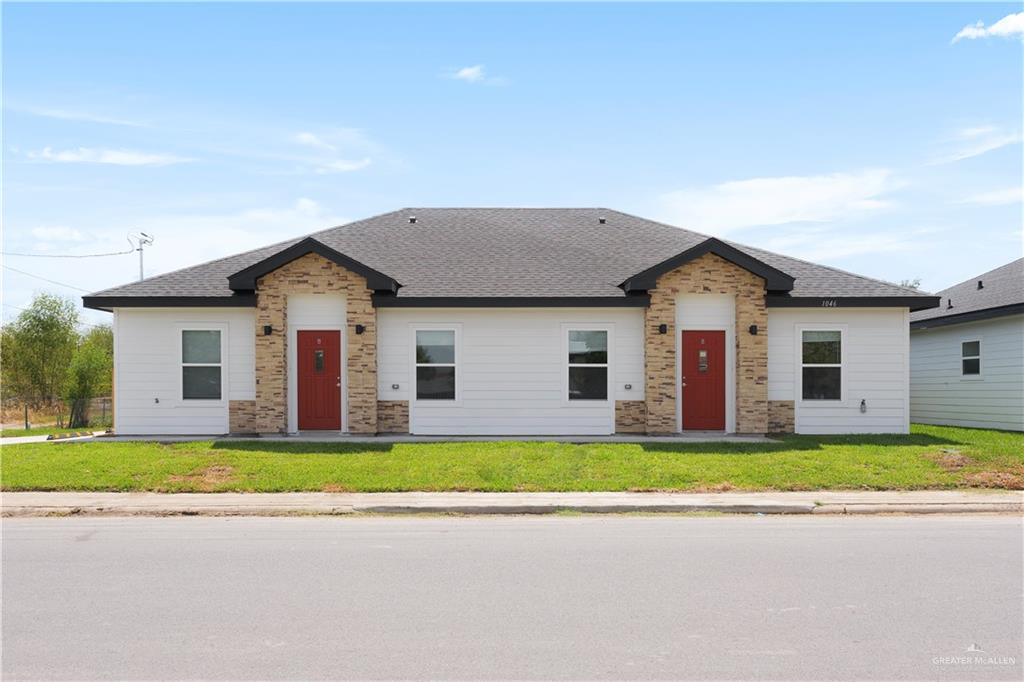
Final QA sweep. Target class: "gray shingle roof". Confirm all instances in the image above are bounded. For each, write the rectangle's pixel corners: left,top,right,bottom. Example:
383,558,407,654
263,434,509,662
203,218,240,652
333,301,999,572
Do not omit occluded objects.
910,258,1024,323
86,208,934,302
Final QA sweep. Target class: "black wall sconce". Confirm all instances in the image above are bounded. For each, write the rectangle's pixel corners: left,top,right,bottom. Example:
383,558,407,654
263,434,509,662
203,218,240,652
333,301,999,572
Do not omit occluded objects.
658,324,668,334
748,325,758,335
263,325,273,336
355,324,366,335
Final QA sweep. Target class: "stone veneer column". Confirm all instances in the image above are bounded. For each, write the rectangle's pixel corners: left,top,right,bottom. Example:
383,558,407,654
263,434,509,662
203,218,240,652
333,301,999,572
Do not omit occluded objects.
643,252,768,434
248,252,377,433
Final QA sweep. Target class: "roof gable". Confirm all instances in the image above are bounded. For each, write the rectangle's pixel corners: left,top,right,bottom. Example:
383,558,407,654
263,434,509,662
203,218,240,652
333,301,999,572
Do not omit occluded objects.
618,237,795,293
226,237,401,293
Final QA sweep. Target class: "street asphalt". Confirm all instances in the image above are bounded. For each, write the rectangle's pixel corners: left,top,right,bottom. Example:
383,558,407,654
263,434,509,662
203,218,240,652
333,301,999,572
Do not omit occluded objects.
2,516,1021,681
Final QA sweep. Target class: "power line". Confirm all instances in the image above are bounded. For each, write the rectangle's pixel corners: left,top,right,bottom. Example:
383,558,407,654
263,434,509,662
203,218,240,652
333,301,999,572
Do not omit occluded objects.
1,247,135,258
3,264,92,292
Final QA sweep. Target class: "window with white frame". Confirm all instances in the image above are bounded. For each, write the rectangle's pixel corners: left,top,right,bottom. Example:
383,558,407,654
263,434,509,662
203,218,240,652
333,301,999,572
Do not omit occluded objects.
567,329,608,400
961,340,980,375
181,330,222,400
801,330,842,401
415,329,456,400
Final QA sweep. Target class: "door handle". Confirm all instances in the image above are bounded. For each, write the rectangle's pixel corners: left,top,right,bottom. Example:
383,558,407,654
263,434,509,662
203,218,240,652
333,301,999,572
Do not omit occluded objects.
682,383,687,388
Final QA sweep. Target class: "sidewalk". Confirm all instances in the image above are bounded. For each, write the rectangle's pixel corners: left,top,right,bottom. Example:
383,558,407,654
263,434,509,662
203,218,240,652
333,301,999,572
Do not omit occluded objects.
3,490,1021,516
0,430,106,446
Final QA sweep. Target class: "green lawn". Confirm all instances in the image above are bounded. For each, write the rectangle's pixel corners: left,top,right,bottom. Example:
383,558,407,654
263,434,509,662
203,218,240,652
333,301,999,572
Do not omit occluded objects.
1,424,1021,493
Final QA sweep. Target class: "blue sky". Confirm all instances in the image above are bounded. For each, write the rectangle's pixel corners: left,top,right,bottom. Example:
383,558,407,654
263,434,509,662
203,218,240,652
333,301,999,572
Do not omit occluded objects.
3,2,1022,326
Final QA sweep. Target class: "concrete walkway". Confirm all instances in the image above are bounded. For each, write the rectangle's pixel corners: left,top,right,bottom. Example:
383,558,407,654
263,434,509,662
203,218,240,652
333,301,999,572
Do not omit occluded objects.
3,490,1020,516
0,431,106,446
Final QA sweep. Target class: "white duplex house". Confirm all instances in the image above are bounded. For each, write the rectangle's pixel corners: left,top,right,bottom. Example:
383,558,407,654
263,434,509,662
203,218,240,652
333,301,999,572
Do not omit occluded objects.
83,208,939,436
910,258,1023,432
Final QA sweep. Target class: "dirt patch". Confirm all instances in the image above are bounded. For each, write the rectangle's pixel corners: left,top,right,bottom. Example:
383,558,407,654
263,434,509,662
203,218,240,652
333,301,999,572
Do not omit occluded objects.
168,464,236,491
963,469,1024,490
321,483,353,493
928,451,973,471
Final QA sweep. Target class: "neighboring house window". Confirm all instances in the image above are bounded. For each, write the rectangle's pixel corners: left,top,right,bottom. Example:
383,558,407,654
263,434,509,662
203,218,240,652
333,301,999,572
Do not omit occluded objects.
801,330,842,401
415,329,456,400
567,329,608,400
962,341,980,376
181,330,222,400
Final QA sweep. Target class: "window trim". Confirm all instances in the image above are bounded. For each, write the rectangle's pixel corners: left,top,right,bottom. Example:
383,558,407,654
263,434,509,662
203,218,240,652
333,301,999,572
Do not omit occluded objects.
960,338,981,379
410,324,461,405
176,324,228,405
796,325,846,405
561,323,614,406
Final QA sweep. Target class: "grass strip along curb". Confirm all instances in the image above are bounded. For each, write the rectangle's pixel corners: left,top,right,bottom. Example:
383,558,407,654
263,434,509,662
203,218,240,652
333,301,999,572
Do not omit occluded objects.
2,424,1021,494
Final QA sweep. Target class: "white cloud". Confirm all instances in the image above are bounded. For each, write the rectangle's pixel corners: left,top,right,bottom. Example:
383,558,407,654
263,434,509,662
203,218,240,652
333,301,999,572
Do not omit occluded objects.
27,146,192,166
453,65,486,83
754,225,941,263
30,225,87,242
294,132,337,152
952,12,1024,43
18,107,150,128
959,187,1024,206
445,64,506,85
931,126,1023,164
659,169,895,235
287,129,377,173
314,158,372,174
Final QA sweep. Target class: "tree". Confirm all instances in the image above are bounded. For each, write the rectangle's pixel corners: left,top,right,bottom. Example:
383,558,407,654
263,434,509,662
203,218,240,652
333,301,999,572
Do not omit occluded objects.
65,335,112,428
0,294,80,426
79,325,113,396
899,278,921,289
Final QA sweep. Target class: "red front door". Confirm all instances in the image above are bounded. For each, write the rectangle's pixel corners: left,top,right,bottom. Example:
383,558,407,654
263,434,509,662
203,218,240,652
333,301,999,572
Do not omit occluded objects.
297,330,341,430
681,330,726,431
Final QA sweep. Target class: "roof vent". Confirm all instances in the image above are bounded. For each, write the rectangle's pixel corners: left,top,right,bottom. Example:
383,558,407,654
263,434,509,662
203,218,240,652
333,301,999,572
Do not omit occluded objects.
977,280,984,289
598,216,607,224
947,299,954,309
408,216,417,224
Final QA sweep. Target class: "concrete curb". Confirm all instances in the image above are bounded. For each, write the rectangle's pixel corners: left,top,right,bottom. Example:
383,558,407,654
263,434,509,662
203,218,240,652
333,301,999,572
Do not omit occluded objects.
3,491,1021,517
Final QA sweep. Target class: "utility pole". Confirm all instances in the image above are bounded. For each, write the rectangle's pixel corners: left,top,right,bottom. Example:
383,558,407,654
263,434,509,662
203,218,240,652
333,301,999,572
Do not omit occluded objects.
130,233,154,281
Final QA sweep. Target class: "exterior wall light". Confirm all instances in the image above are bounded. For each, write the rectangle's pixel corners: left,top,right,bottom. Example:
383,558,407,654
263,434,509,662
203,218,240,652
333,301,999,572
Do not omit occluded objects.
748,325,758,335
658,324,668,334
263,325,273,336
355,324,366,335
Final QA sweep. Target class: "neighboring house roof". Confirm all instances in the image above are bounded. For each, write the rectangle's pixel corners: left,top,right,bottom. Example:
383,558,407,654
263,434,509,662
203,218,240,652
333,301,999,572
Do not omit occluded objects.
83,208,938,310
910,258,1024,329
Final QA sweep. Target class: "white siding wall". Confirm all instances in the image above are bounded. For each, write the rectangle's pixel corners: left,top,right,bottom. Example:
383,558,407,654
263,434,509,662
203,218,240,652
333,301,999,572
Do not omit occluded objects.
910,315,1024,431
378,308,645,435
113,308,255,435
768,308,910,434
